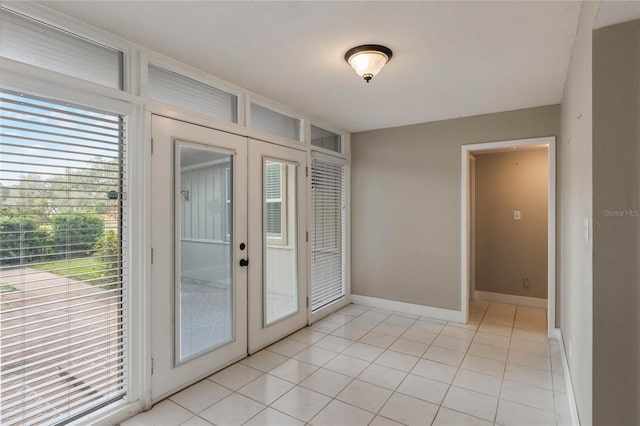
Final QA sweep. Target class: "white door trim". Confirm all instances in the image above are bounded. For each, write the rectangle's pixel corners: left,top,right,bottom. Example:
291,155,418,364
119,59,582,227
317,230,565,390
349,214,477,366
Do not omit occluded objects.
460,136,556,335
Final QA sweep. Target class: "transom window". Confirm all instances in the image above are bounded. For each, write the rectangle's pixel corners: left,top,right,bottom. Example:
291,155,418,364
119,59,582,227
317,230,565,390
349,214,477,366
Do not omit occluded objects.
0,8,124,90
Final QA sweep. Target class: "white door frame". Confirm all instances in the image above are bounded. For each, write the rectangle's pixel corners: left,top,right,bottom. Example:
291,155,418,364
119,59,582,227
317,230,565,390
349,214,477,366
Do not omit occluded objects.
469,154,476,302
460,136,556,335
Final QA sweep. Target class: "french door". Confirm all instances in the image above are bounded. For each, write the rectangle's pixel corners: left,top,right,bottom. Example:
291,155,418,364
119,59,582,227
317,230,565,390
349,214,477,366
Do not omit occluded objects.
248,142,308,353
150,116,307,400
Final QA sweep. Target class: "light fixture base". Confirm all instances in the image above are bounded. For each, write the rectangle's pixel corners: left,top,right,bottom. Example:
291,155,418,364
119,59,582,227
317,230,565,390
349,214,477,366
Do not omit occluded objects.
344,44,393,63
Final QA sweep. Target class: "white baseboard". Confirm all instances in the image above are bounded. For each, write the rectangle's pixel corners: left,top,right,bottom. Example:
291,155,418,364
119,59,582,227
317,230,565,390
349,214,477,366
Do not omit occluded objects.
551,328,580,426
474,290,547,309
351,295,464,323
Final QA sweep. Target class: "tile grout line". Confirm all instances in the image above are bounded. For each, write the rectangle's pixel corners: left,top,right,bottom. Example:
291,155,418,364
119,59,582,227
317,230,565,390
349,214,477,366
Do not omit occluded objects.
496,303,562,423
359,309,456,425
267,306,374,424
234,306,371,426
492,302,515,425
311,308,433,425
249,305,378,425
344,308,405,425
429,300,489,425
309,305,392,426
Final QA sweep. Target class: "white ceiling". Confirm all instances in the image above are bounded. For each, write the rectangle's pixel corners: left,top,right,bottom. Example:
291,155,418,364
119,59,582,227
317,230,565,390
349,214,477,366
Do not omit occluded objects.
595,0,640,29
36,1,582,133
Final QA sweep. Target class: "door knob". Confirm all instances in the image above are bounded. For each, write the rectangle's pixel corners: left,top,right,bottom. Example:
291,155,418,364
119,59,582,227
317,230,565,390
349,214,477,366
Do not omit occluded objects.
239,258,249,267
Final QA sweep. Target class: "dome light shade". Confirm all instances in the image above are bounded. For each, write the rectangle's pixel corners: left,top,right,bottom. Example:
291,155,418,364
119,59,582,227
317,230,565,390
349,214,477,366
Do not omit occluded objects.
344,44,393,83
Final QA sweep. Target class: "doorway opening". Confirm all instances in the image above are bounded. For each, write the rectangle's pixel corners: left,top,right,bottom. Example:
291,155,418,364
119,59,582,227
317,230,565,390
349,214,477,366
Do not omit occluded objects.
461,136,556,335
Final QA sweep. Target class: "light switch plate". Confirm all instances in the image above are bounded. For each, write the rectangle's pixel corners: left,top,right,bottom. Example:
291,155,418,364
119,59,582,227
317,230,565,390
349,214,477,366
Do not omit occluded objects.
514,210,521,221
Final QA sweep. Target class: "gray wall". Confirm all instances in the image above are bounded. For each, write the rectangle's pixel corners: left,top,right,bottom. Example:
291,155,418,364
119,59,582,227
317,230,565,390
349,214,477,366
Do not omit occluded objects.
593,18,640,426
351,105,559,311
558,2,598,424
475,149,548,299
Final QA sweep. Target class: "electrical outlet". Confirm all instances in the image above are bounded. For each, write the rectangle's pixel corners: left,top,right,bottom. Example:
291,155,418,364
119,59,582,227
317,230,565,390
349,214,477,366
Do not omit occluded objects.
522,277,531,289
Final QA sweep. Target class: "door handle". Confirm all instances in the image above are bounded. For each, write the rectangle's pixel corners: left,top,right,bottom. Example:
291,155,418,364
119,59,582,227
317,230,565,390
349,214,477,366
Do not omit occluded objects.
239,258,249,267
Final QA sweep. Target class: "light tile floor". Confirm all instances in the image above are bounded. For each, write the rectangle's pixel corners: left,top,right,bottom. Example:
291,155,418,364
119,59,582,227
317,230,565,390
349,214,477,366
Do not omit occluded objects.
122,301,571,426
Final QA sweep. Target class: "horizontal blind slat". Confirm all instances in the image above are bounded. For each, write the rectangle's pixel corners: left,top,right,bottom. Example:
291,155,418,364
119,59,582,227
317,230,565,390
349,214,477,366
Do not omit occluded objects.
2,337,126,386
0,301,125,335
0,106,121,132
0,116,123,139
2,315,124,359
1,312,124,343
3,370,126,417
21,390,126,426
1,124,122,146
2,351,126,406
2,316,124,351
0,97,121,125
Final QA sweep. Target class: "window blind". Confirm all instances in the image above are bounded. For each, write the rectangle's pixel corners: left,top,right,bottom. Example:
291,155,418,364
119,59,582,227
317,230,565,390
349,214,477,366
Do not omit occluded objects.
265,162,283,239
148,65,238,123
311,125,342,153
251,103,300,141
0,8,123,90
0,90,127,425
311,156,346,311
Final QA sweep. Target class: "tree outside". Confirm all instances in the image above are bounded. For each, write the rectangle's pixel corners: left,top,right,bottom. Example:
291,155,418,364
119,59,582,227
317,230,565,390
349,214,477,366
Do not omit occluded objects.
0,159,121,286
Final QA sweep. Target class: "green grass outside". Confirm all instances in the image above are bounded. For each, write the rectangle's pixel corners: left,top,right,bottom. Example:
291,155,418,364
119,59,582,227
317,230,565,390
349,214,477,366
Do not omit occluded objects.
31,257,118,289
1,284,17,293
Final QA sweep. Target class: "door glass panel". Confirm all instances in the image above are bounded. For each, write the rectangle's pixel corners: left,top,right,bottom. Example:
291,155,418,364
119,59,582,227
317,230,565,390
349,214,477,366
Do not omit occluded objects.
264,160,298,325
176,143,233,362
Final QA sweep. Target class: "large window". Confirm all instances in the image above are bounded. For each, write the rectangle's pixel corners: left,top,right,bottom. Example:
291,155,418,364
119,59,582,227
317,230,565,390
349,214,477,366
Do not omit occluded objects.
310,155,346,311
0,90,127,425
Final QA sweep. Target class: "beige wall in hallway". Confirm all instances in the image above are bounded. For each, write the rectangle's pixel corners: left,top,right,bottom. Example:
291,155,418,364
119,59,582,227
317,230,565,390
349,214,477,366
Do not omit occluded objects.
592,18,640,426
474,149,548,299
351,105,559,311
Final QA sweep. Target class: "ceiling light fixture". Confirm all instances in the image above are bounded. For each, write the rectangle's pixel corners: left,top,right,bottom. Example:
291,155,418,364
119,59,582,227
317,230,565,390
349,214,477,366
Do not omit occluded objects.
344,44,393,83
